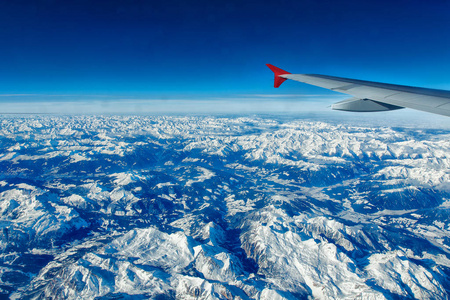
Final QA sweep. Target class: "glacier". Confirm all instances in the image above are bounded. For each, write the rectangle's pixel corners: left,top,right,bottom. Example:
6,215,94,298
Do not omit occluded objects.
0,115,448,299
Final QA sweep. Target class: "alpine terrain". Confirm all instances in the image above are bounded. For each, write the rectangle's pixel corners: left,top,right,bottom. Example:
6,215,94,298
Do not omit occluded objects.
0,115,449,299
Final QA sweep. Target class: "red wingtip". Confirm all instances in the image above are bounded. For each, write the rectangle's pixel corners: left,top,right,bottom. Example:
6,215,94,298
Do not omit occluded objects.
266,64,291,88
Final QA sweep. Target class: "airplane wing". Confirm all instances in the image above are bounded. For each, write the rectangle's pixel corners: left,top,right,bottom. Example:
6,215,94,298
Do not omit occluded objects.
266,64,450,117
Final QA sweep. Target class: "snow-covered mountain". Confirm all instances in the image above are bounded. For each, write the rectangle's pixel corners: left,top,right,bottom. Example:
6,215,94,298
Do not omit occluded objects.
0,115,449,299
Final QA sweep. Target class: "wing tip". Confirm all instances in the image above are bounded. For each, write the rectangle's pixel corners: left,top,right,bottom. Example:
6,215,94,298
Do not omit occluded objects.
266,64,291,88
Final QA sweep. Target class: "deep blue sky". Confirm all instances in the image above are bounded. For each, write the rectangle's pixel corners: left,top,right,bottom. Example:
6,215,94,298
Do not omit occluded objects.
1,0,450,113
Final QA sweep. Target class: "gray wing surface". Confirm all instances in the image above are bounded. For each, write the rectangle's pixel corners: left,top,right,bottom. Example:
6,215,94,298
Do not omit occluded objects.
267,64,450,117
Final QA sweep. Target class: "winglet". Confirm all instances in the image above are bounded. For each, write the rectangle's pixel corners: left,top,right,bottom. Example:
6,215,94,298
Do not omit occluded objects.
266,64,291,88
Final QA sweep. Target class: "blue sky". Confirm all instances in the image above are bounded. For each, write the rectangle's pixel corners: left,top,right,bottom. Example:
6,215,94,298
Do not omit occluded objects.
1,0,450,117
